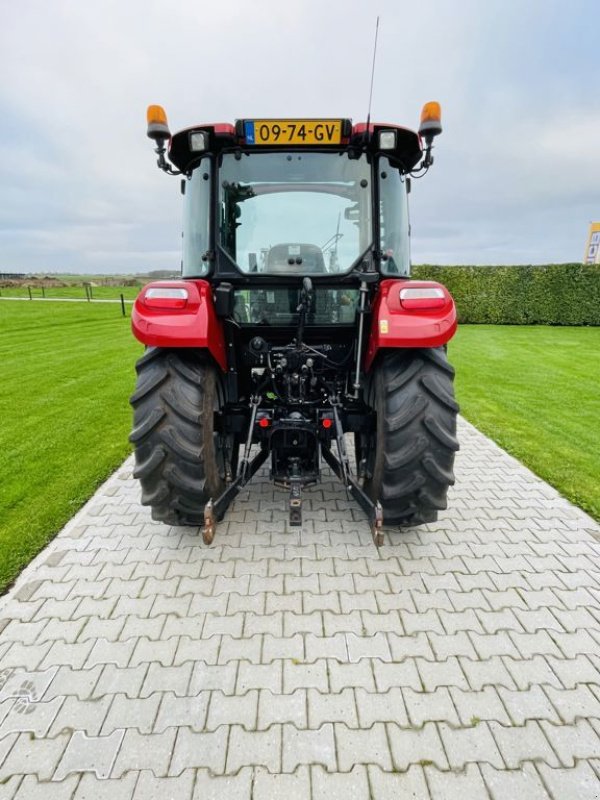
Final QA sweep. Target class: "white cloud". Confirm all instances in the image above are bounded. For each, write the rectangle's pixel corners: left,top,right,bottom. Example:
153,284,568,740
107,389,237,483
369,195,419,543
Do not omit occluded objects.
1,0,598,271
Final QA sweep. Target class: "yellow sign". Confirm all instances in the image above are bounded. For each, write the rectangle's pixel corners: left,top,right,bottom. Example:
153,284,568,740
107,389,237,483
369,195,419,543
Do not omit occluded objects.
584,222,600,264
244,119,343,146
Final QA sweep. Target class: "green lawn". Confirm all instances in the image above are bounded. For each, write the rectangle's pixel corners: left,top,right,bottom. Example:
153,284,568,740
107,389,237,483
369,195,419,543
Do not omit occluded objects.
450,325,600,521
0,301,141,592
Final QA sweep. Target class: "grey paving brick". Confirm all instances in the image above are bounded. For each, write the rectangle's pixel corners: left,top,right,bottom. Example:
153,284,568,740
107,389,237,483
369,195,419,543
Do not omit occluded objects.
449,686,511,726
346,632,391,662
284,611,323,636
95,665,148,699
119,614,166,641
132,768,195,800
1,690,61,736
283,660,327,692
330,660,376,692
335,722,391,771
13,775,79,800
367,764,428,799
111,728,176,778
480,762,550,800
492,719,560,767
387,632,435,660
539,719,600,767
387,721,449,771
77,616,125,642
304,633,347,663
354,686,408,727
192,766,252,799
308,687,358,727
311,765,369,800
154,691,209,731
283,723,335,772
49,695,112,736
417,656,469,691
460,656,517,691
323,610,363,635
73,772,139,799
129,636,178,667
2,620,47,645
253,766,311,800
54,729,124,780
101,693,161,734
207,688,258,729
425,763,489,799
190,662,237,694
175,634,220,665
549,654,600,688
170,727,229,776
86,638,136,668
439,720,504,769
498,685,561,724
536,761,600,800
2,642,52,670
227,725,281,773
401,609,445,635
263,633,304,662
404,687,460,727
238,661,282,693
257,689,307,729
44,666,101,701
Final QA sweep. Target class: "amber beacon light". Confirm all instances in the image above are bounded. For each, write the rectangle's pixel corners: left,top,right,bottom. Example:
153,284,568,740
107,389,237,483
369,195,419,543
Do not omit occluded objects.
419,102,442,139
147,104,171,141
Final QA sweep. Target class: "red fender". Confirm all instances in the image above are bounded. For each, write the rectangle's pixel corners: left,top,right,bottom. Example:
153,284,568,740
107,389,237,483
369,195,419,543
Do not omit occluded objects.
131,280,227,371
364,280,457,372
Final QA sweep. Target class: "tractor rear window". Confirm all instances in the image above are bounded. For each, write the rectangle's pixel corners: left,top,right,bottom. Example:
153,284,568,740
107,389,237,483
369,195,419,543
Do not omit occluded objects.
218,152,372,275
233,288,360,325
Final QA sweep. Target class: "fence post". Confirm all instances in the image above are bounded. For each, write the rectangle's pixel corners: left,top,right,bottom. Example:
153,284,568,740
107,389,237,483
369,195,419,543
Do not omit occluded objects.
28,287,32,300
85,285,90,302
120,294,126,317
89,285,93,300
42,286,45,298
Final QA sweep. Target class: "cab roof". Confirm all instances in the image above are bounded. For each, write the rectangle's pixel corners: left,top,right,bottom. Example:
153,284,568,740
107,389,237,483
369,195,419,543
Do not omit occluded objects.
168,119,423,174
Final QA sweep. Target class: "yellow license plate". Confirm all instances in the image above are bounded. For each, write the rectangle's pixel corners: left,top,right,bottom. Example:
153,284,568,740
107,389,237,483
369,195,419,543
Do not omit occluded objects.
244,119,342,146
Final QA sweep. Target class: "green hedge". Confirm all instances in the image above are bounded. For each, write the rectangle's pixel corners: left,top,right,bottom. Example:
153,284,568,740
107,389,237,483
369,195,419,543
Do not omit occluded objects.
411,263,600,325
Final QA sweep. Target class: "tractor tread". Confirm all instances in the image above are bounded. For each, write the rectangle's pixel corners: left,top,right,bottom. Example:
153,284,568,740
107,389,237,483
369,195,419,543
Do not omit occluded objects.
364,348,459,529
129,349,225,527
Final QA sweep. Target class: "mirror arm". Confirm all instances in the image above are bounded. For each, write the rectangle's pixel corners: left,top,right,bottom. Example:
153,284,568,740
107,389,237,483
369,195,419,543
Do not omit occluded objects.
154,140,182,176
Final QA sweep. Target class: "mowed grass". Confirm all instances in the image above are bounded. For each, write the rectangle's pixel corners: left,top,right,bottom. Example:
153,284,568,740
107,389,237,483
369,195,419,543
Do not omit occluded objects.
0,301,141,592
450,325,600,521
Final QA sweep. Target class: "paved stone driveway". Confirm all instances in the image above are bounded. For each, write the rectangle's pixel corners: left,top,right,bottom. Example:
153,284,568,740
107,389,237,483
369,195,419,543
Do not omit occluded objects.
0,418,599,798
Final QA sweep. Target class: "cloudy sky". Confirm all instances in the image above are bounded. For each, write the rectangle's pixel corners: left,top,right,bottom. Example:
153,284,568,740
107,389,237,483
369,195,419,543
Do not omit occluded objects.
1,0,598,274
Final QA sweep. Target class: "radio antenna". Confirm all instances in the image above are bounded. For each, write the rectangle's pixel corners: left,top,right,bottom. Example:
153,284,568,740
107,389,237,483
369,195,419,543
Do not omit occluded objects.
365,16,380,135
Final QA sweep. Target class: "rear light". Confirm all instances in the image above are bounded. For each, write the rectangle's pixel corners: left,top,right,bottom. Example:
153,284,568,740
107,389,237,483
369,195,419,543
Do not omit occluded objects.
378,130,397,150
143,287,189,309
189,131,208,152
258,417,271,429
399,286,446,310
321,417,333,429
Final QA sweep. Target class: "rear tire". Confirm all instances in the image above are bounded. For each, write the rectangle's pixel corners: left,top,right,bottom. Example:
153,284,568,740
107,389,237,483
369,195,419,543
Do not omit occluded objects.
363,348,459,526
129,348,226,525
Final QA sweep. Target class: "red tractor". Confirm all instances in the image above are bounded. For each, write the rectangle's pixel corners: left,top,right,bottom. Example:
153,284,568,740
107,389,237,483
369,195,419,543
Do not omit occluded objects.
130,106,458,545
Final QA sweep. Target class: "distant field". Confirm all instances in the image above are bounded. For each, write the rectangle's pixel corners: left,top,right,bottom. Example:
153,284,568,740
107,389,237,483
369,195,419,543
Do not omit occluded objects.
0,301,141,592
0,284,141,301
451,325,600,522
